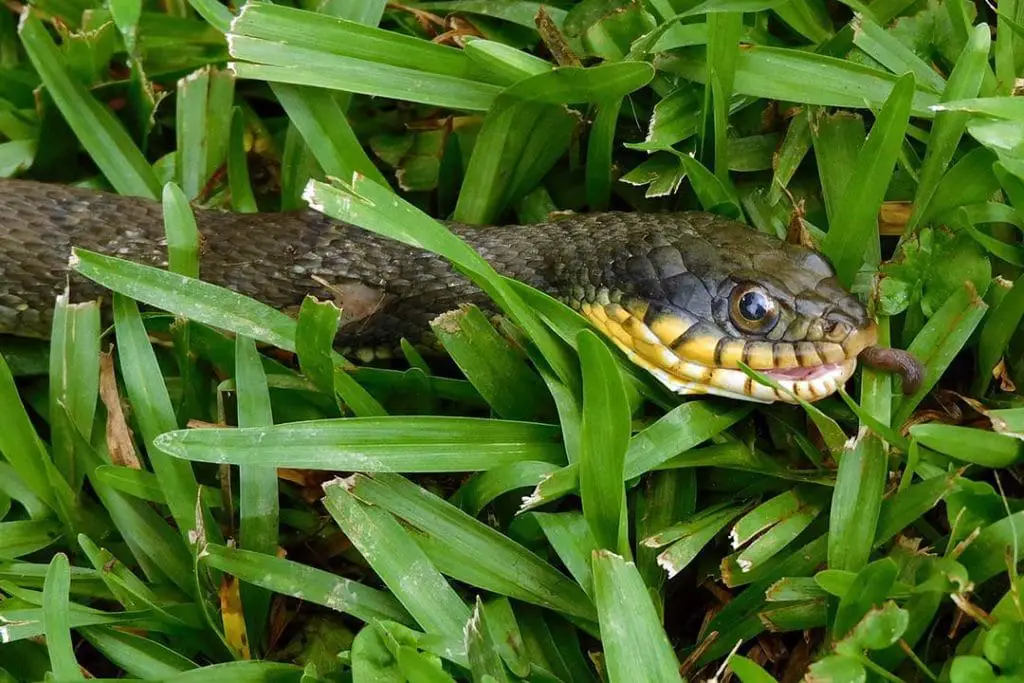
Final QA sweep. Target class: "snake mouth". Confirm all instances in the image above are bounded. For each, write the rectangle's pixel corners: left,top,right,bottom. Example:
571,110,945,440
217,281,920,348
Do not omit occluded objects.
762,363,850,382
638,358,858,404
751,360,858,401
580,302,876,403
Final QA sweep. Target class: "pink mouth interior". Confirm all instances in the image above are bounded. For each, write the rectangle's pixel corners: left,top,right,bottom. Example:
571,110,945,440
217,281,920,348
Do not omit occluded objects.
762,363,840,382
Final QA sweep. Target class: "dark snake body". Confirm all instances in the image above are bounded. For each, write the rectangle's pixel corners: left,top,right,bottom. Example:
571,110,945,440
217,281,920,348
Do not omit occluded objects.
1,180,894,401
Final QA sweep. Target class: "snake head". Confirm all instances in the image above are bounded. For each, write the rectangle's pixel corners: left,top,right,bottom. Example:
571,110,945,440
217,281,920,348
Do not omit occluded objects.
578,215,878,403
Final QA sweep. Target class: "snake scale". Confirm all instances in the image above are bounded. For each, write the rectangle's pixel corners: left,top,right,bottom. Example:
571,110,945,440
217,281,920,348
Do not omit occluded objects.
0,179,904,403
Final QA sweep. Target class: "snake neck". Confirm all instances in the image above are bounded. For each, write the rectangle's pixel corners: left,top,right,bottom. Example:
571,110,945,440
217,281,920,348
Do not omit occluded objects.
0,180,576,345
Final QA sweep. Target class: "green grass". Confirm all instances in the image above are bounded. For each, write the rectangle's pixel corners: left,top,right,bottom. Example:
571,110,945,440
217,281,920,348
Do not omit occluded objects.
1,0,1023,681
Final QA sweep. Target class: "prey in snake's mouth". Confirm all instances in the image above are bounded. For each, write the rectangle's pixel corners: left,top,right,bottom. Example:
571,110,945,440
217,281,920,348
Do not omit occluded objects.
571,220,879,404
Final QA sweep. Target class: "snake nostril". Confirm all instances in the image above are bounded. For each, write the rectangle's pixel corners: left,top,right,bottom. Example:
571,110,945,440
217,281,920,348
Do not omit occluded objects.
824,320,849,341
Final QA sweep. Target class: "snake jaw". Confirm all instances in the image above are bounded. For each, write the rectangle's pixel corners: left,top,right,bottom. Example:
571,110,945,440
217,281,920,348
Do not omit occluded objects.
582,304,876,404
623,350,858,404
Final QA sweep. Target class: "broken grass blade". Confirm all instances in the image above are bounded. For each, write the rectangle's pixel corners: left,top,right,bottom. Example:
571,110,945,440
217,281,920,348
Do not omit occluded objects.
828,431,888,572
431,305,554,422
348,473,596,622
18,9,160,198
465,598,511,683
452,461,560,517
651,503,748,579
322,477,470,639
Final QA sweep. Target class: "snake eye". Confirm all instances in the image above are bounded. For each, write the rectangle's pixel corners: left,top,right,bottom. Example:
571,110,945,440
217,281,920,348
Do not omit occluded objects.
729,284,779,334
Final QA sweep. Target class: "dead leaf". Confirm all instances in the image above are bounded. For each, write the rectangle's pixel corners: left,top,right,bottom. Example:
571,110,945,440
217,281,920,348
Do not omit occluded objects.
782,195,817,250
385,0,444,33
279,468,333,500
267,594,293,653
432,15,483,47
535,6,581,67
994,358,1017,393
99,349,141,469
219,572,251,659
187,419,225,429
879,201,912,235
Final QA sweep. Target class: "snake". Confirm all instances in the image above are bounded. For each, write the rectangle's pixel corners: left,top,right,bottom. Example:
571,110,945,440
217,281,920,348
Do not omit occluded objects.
0,179,917,404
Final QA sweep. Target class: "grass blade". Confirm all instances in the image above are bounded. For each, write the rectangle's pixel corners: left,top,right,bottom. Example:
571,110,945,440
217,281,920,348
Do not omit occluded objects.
430,305,554,422
0,352,63,513
893,284,988,425
226,107,257,213
959,510,1024,585
577,329,630,556
907,24,991,232
229,3,477,78
455,99,575,224
271,83,389,187
176,66,234,200
647,502,747,579
234,335,277,649
908,424,1023,467
822,72,914,286
533,511,599,596
704,12,742,178
18,9,159,198
769,108,811,205
810,108,865,224
72,248,298,352
585,97,622,211
112,294,205,542
201,543,413,626
79,626,197,678
524,401,748,509
976,273,1024,395
831,558,897,639
466,598,510,683
185,0,232,32
455,62,652,223
155,417,564,472
626,401,750,478
228,41,501,112
661,45,939,116
851,17,946,94
0,519,63,557
322,477,471,639
43,553,81,680
592,550,682,682
828,432,887,572
70,409,196,595
162,182,201,279
295,296,342,397
47,297,100,491
347,473,596,621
